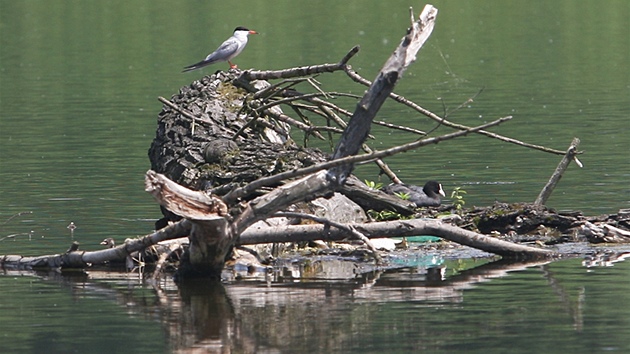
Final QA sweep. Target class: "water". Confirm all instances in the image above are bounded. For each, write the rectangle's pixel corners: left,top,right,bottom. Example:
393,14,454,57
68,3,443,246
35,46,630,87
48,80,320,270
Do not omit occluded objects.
2,256,630,353
1,0,629,353
0,272,167,353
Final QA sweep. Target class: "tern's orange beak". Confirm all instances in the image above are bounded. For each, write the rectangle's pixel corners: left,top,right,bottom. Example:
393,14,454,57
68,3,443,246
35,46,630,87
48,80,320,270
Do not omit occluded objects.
249,30,259,35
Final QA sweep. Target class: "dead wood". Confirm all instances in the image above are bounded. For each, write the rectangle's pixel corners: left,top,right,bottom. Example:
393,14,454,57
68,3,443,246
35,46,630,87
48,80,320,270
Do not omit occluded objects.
145,170,228,220
238,45,360,81
328,5,438,185
274,211,383,263
579,221,630,243
4,4,597,276
141,171,555,260
343,67,573,156
223,115,510,205
535,137,583,206
238,218,556,259
0,220,191,270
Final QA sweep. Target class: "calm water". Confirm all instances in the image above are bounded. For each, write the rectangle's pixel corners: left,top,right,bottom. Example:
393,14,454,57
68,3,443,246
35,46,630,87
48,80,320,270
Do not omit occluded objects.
2,256,630,353
1,0,629,353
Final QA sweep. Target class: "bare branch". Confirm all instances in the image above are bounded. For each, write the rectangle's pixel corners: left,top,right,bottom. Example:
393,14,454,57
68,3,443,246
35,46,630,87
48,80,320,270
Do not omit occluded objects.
344,68,568,155
373,120,427,136
239,45,360,81
2,211,33,225
145,170,228,220
535,137,582,205
0,220,192,269
238,218,557,259
253,92,360,114
223,116,509,204
328,5,439,185
253,76,314,100
273,211,382,262
262,108,336,138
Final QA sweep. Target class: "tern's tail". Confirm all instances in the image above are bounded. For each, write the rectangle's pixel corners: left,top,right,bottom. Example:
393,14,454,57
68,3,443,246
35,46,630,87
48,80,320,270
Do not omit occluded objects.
182,59,215,72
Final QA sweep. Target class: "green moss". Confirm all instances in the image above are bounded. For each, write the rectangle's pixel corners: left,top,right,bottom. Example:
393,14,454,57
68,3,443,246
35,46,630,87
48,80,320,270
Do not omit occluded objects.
216,82,248,112
491,209,507,217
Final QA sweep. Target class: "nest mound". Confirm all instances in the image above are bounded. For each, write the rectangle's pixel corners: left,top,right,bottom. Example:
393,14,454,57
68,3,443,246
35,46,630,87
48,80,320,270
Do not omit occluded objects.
148,70,325,192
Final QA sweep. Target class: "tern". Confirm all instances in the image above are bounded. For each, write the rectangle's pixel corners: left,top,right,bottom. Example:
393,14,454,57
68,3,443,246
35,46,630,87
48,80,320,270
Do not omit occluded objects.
183,26,258,72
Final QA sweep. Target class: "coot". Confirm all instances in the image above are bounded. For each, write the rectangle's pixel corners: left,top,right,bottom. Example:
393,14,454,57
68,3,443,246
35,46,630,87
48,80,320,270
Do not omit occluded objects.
383,180,446,207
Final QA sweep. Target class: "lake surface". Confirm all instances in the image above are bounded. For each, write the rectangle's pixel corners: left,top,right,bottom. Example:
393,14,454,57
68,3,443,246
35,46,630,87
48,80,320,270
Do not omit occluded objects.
1,0,629,353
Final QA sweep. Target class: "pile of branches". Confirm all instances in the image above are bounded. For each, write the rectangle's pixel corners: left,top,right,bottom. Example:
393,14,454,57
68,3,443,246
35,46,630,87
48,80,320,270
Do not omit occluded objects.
149,49,571,212
4,6,590,278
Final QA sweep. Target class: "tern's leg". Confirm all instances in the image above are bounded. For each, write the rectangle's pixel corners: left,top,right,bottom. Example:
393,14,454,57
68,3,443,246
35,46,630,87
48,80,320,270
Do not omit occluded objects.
228,61,238,69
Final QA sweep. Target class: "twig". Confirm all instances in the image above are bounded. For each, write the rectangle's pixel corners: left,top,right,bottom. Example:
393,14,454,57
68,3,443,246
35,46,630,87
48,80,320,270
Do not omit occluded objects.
253,76,314,99
0,233,29,242
306,77,330,99
223,116,510,204
285,94,400,182
151,242,183,280
373,120,427,136
158,96,214,125
253,91,360,115
328,5,439,185
2,211,33,225
230,110,291,141
297,98,351,129
446,88,484,117
238,218,557,259
343,67,569,155
239,45,360,81
534,137,582,206
263,108,337,138
297,94,426,136
273,211,383,263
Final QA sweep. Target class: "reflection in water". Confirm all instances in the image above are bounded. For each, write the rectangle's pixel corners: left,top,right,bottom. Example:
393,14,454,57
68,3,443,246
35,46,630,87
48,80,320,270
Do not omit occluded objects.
163,281,246,353
1,1,629,352
541,265,585,332
3,252,630,353
582,251,630,268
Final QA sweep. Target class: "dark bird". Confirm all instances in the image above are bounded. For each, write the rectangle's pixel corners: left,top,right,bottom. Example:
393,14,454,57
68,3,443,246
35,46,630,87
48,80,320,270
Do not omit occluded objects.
383,180,446,207
183,26,258,72
66,241,80,253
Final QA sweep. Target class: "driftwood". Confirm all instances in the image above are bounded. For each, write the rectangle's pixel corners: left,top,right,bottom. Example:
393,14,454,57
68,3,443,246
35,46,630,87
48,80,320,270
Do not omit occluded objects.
535,137,583,206
580,221,630,243
0,220,190,270
144,171,555,260
239,211,555,259
327,5,438,185
6,5,611,277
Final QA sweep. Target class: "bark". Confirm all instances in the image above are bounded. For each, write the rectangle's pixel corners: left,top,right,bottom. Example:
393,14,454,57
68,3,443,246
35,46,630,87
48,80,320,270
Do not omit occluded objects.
328,5,438,185
145,170,228,220
239,218,556,259
237,45,359,81
535,137,582,205
7,4,606,275
0,220,191,270
580,221,630,243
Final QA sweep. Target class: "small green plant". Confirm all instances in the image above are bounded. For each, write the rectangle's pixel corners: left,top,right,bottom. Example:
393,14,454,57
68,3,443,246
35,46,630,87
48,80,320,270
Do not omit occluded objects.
450,186,467,212
364,179,383,190
368,209,407,221
394,192,410,200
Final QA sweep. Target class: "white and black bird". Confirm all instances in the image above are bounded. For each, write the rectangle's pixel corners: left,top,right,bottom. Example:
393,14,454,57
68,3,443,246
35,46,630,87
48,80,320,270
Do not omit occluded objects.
383,180,446,207
183,26,258,72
